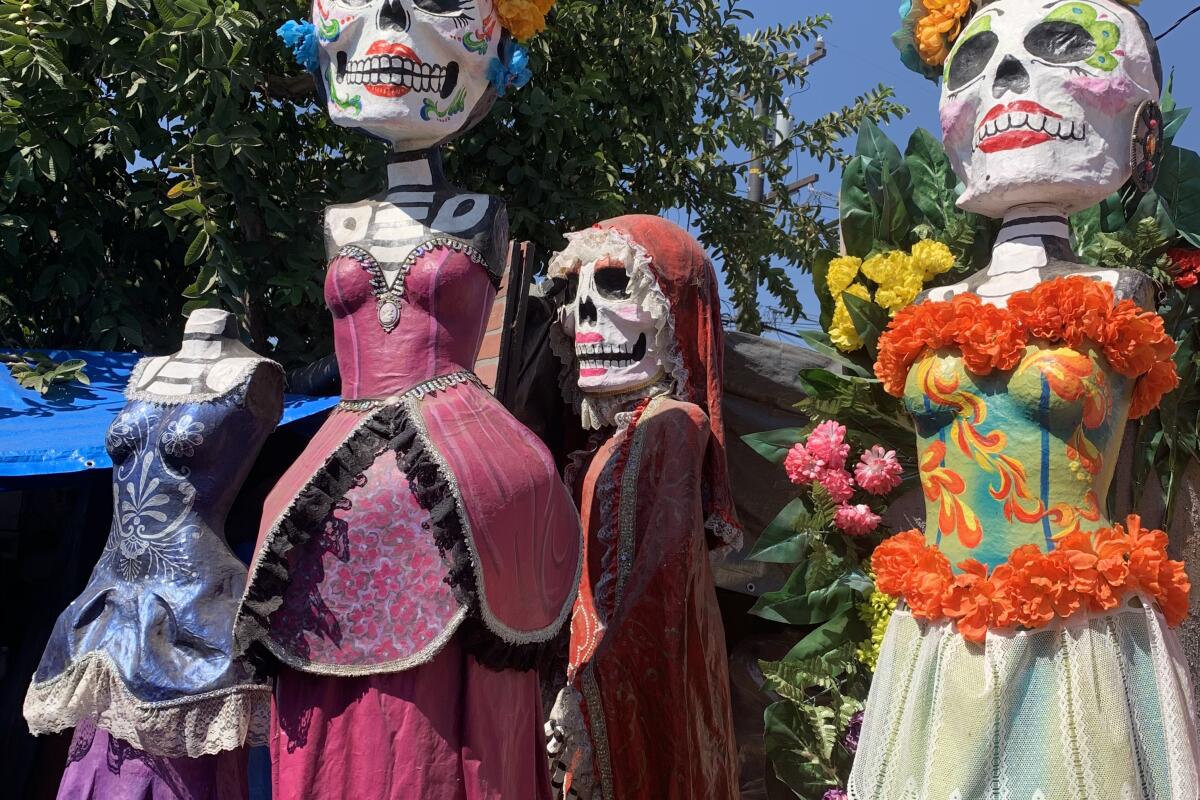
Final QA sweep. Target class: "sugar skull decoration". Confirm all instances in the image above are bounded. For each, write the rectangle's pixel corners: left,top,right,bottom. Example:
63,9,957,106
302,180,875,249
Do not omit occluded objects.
277,0,547,150
895,0,1165,217
549,226,681,429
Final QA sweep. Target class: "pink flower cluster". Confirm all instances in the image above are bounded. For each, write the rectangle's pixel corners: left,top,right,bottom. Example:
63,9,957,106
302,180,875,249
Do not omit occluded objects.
784,422,902,537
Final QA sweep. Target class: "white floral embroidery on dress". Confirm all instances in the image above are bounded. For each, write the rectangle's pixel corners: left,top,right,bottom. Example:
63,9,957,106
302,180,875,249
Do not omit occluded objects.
160,414,206,458
104,450,198,581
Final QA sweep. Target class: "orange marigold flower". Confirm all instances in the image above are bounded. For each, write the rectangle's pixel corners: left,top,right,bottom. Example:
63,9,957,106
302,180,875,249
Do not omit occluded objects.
942,559,995,643
1158,559,1192,627
874,276,1178,417
906,547,954,620
871,529,926,595
913,0,972,66
1104,307,1175,377
871,515,1188,640
1009,275,1114,348
1130,359,1180,419
949,297,1026,375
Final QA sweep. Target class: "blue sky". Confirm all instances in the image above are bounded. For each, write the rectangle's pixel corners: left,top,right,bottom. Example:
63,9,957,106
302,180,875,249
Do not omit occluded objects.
700,0,1200,335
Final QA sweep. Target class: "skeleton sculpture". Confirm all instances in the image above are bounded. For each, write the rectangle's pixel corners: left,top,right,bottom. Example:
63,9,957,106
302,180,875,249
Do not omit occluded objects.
930,0,1164,301
848,3,1200,799
234,3,581,799
545,217,741,800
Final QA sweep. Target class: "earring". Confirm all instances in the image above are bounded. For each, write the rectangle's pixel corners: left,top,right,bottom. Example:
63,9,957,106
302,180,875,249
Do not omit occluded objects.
1130,100,1165,193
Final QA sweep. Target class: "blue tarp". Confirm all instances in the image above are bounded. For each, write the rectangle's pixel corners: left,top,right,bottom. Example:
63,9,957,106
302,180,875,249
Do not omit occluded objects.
0,350,337,477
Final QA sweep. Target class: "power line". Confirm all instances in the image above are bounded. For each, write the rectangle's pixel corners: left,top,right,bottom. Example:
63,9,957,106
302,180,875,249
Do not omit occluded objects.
1157,6,1200,40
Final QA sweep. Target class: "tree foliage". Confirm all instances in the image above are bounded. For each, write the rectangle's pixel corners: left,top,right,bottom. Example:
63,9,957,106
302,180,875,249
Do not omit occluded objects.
0,0,902,363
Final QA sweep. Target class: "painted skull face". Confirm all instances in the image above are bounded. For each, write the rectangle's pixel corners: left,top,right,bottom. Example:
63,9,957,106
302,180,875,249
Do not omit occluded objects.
560,254,663,395
313,0,503,150
938,0,1159,217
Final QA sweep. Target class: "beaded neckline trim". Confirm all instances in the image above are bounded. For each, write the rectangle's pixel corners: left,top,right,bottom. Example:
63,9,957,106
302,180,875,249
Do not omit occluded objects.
336,370,483,411
336,237,495,334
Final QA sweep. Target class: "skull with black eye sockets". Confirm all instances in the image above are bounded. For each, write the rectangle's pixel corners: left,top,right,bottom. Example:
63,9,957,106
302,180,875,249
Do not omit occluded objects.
313,0,503,150
559,255,664,395
937,0,1160,218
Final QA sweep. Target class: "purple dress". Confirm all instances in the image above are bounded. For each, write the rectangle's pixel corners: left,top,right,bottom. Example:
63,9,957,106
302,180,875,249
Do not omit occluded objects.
25,360,283,798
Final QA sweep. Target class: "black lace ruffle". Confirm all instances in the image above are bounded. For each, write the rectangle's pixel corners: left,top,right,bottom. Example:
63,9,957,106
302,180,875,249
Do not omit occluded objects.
235,401,563,674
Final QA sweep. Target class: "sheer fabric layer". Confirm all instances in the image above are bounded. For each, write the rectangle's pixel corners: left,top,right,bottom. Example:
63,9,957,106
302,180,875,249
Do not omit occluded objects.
849,603,1200,800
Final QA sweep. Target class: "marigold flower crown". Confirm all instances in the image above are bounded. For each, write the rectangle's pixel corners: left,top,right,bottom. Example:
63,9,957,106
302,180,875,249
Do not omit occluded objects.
893,0,1145,79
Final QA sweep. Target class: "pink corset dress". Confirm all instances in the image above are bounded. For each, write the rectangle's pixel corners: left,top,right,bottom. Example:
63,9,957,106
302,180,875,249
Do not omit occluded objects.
234,236,582,800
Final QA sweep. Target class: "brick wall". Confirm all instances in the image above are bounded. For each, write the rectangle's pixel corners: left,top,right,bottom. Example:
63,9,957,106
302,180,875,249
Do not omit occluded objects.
475,262,508,390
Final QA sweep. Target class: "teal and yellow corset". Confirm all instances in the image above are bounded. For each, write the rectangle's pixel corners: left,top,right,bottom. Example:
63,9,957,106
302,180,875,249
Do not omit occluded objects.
906,343,1128,568
870,275,1188,641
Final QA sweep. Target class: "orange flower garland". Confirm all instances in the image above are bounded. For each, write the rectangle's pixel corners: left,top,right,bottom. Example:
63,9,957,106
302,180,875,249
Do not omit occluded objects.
872,516,1190,644
874,276,1179,418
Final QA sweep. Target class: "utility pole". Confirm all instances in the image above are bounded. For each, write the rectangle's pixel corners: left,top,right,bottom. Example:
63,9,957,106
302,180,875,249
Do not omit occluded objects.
737,36,827,333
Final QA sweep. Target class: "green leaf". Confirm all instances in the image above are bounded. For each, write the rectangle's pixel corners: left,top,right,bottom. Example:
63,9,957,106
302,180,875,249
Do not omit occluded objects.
785,607,868,661
797,331,872,377
164,199,205,218
839,156,876,258
741,428,806,465
750,576,857,626
904,127,956,230
748,498,814,563
1155,144,1200,247
842,290,889,355
763,701,828,794
183,228,209,266
93,0,117,25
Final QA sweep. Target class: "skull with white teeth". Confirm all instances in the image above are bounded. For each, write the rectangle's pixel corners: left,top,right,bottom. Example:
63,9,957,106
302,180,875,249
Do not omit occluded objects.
313,0,503,150
938,0,1161,217
557,243,664,396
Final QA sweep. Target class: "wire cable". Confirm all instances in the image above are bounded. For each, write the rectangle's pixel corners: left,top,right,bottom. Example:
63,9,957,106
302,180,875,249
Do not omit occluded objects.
1157,5,1200,40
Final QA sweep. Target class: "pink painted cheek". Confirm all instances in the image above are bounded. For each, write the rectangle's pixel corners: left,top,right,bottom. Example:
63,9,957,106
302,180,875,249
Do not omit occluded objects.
610,303,643,321
940,99,976,146
1065,75,1139,116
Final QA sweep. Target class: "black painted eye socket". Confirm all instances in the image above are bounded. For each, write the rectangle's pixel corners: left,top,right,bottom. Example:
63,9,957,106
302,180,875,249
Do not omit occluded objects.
412,0,472,14
593,267,631,300
1024,20,1097,64
947,31,999,91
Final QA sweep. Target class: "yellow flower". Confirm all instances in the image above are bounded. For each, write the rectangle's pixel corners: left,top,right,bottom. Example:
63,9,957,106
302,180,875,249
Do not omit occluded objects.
829,283,871,352
910,239,956,281
496,0,555,40
874,271,924,316
915,0,973,66
861,250,917,290
856,579,898,672
826,256,862,296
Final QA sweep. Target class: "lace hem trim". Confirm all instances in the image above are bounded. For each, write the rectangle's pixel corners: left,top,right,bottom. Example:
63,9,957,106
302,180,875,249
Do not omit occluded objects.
125,357,283,406
23,651,270,758
705,513,744,556
546,227,690,429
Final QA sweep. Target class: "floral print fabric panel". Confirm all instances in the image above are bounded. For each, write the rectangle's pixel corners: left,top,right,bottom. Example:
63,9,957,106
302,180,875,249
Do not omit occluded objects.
269,451,461,669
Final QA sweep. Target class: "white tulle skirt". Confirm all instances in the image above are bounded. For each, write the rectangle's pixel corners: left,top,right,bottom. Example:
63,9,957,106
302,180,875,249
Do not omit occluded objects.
849,597,1200,800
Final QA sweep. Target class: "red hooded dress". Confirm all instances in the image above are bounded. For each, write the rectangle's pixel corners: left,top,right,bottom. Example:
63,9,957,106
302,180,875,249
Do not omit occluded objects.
556,216,741,800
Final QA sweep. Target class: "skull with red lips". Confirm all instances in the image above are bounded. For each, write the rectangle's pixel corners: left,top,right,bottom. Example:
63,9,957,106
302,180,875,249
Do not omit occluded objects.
313,0,503,150
938,0,1160,217
553,231,665,396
